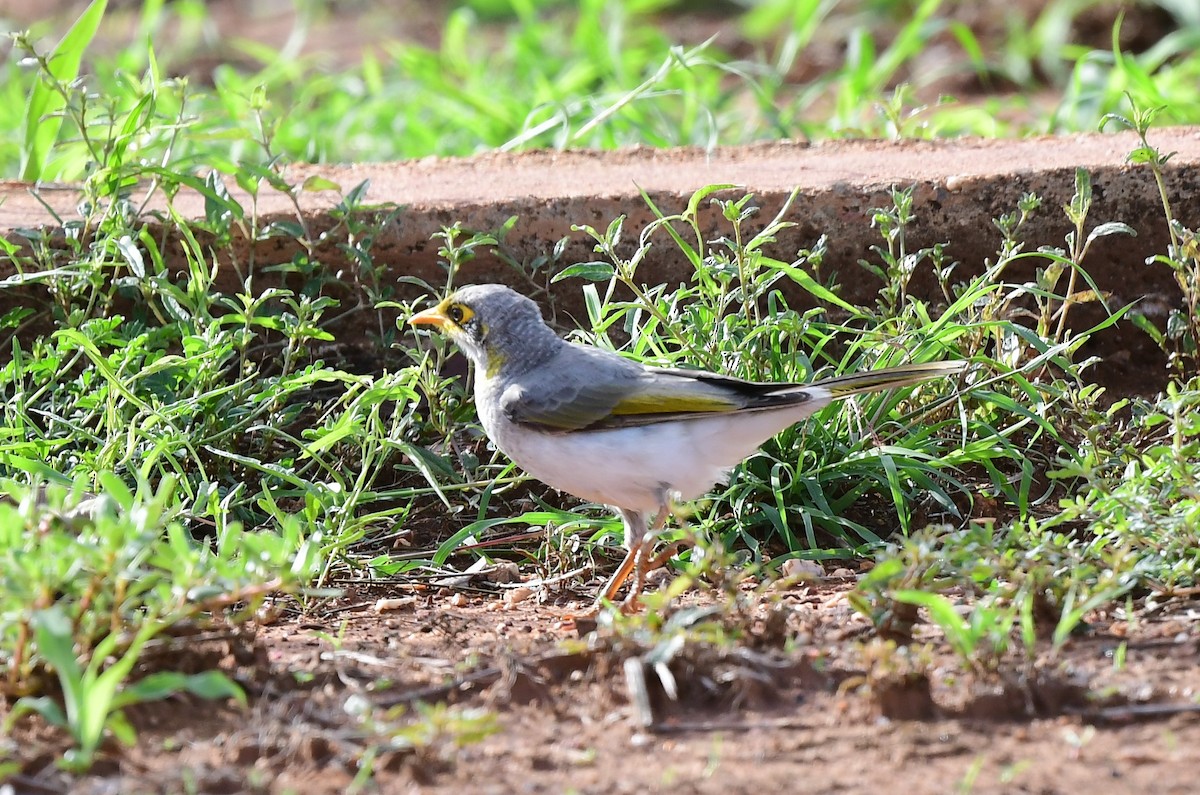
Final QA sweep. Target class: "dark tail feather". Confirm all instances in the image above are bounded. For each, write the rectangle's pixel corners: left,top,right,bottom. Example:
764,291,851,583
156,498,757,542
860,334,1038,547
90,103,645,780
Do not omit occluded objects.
813,360,966,398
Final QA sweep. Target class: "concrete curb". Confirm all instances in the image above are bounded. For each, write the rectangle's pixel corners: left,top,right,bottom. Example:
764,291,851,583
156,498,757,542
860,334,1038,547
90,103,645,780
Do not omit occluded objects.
4,128,1199,387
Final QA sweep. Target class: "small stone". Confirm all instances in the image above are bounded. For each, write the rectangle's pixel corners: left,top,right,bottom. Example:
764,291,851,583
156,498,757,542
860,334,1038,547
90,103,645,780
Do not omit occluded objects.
780,558,824,579
945,174,969,191
487,561,521,583
505,586,535,606
373,596,416,613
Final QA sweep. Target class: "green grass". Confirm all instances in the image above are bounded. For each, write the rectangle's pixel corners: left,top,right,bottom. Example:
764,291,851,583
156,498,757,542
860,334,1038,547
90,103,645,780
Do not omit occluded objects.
0,477,304,770
3,0,1200,772
5,0,1200,180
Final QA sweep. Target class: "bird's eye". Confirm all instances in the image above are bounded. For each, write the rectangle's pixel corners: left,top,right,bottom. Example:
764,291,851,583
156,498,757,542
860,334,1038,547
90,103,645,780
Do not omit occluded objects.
446,303,473,326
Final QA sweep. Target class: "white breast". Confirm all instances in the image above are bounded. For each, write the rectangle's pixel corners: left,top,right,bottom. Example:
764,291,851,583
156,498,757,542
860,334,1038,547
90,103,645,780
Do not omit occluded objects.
481,403,829,514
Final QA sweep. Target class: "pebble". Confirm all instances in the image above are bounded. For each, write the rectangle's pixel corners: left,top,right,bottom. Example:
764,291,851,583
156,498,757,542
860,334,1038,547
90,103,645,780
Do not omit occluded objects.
505,586,535,606
373,596,416,613
780,558,824,578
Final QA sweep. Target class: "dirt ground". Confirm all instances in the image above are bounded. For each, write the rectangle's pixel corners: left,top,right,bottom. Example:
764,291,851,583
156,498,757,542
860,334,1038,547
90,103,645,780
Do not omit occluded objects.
5,3,1200,793
8,575,1200,794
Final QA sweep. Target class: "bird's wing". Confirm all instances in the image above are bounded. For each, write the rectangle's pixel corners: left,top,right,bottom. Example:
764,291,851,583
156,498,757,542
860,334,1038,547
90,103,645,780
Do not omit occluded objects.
500,346,814,432
501,348,964,433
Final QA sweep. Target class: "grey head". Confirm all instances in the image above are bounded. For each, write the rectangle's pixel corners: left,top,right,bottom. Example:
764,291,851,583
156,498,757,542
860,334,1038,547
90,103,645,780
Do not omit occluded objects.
436,284,563,374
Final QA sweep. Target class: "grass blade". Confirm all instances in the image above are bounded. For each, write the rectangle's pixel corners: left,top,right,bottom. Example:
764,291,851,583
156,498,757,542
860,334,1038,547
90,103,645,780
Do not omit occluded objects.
20,0,109,180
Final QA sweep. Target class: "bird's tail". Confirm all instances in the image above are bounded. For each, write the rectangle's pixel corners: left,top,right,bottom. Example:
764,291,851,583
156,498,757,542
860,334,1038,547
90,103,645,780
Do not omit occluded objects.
812,360,966,398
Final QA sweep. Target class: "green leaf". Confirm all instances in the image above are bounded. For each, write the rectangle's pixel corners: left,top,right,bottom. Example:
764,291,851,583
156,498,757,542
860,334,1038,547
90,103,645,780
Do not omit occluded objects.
115,235,146,278
302,175,342,193
30,607,85,723
1085,222,1136,246
1131,312,1165,345
636,185,698,269
1126,145,1158,165
433,516,524,566
204,446,312,490
760,256,859,313
552,261,616,282
1167,309,1188,341
116,670,246,709
6,695,68,732
685,183,737,221
302,411,363,456
395,441,458,507
432,511,567,565
104,711,137,747
20,0,110,180
891,589,973,654
203,171,235,228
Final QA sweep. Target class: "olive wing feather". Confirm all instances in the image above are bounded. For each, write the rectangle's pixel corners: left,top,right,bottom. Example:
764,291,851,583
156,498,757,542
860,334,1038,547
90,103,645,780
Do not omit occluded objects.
499,346,816,432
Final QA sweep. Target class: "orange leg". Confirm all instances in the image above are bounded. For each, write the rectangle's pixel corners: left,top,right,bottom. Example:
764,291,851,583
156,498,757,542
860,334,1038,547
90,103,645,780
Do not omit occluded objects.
596,506,668,607
598,545,641,605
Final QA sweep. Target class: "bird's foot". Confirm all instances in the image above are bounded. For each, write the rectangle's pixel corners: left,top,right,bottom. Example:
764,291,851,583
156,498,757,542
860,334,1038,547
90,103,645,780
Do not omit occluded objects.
643,540,691,574
620,539,692,610
590,537,692,619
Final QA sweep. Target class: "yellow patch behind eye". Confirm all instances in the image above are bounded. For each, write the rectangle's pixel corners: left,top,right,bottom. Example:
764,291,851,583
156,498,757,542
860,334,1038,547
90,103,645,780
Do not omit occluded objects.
442,300,475,327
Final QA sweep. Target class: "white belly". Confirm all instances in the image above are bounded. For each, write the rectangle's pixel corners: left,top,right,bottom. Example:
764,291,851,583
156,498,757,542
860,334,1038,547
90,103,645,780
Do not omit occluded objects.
483,407,823,514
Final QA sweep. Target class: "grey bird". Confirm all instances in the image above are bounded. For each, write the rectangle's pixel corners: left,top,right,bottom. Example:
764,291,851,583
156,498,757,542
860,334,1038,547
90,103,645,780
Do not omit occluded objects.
410,283,964,605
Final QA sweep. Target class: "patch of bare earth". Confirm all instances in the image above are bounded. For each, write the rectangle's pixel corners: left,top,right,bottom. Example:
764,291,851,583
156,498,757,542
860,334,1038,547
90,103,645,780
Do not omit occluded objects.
7,574,1200,794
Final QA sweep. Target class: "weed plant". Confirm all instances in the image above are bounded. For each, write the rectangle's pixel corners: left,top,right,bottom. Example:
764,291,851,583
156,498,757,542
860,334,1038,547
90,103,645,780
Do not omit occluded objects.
3,0,1200,770
555,175,1128,557
6,1,1200,180
846,117,1200,674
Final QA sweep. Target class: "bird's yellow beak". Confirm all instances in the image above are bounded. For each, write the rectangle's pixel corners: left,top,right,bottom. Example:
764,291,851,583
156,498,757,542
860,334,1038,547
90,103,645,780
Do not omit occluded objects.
408,304,448,328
